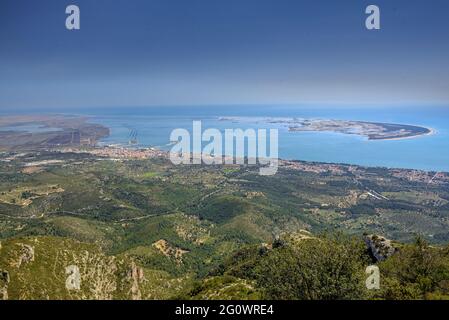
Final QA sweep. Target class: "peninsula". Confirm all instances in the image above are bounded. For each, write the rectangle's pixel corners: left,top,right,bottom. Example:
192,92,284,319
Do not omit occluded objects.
219,117,433,141
286,119,432,140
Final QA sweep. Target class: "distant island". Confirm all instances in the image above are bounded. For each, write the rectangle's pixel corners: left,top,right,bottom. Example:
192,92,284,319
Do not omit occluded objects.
220,117,433,140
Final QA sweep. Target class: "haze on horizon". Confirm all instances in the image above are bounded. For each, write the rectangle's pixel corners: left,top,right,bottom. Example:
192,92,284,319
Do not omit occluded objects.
1,0,449,110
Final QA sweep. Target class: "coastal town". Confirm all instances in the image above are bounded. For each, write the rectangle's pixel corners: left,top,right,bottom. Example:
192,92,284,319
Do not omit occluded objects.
61,146,167,160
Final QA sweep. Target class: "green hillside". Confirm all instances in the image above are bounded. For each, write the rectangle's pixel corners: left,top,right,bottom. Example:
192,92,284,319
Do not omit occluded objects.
2,150,449,299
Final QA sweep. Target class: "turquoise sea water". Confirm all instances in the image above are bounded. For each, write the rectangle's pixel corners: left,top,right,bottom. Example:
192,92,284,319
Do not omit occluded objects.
85,105,449,172
2,105,449,172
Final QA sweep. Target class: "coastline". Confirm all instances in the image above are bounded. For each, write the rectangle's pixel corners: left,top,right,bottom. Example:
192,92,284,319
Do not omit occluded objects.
91,120,444,172
1,113,446,173
368,127,437,141
221,116,435,142
76,142,449,175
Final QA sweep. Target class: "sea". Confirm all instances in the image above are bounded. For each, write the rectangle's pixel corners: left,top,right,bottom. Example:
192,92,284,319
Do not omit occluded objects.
2,105,449,172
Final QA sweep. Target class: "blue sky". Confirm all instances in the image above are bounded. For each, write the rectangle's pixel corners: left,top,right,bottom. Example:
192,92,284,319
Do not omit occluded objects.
1,0,449,109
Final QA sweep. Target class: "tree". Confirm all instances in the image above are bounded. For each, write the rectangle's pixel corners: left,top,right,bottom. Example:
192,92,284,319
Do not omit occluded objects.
376,236,449,300
255,234,369,300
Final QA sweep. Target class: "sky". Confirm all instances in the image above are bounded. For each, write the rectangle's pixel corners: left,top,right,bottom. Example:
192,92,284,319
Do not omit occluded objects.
0,0,449,110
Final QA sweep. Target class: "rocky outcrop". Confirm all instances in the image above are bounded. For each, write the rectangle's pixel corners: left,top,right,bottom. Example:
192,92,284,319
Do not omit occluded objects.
128,261,145,300
0,237,152,300
364,234,396,262
17,244,34,267
0,270,9,300
152,239,189,263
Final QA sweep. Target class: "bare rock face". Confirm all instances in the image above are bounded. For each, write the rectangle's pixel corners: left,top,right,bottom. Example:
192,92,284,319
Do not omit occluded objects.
0,238,127,300
128,261,145,300
0,237,176,300
365,235,396,262
152,239,189,263
72,251,118,300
